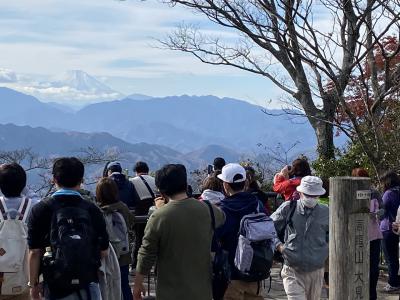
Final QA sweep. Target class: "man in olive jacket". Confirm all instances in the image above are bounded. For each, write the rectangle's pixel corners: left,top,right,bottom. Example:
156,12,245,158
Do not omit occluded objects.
133,164,225,300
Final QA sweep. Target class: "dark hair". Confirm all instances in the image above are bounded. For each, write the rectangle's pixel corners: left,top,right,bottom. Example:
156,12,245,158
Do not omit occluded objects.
96,177,119,206
380,171,400,191
289,159,311,178
187,185,193,198
52,157,84,188
103,161,111,178
245,166,259,191
227,181,246,193
155,164,188,197
213,157,226,171
0,163,27,197
352,168,369,177
134,161,149,174
202,175,223,193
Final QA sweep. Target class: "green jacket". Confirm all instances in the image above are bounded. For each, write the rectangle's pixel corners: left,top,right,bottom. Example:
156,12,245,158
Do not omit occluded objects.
137,198,225,300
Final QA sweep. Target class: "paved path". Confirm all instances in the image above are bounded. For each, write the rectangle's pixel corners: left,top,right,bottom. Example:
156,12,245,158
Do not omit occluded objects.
261,265,328,299
377,273,400,300
264,265,399,299
130,265,400,299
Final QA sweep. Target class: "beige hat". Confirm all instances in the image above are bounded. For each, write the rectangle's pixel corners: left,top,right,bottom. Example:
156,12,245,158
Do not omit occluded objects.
296,176,326,196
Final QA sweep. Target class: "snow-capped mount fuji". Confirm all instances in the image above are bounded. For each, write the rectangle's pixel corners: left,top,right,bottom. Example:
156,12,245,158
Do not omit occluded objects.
0,69,124,107
38,70,124,106
51,70,118,95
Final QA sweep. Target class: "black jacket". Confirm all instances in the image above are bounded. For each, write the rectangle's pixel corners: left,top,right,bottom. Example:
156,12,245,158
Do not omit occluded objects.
215,192,264,280
109,173,140,209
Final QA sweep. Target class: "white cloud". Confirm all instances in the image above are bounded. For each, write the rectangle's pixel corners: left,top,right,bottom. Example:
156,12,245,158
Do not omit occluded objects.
0,68,17,83
0,0,287,106
22,85,121,102
0,0,242,77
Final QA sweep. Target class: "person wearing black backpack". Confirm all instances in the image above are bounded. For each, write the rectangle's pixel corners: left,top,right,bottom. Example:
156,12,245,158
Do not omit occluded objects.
27,157,109,300
215,163,272,300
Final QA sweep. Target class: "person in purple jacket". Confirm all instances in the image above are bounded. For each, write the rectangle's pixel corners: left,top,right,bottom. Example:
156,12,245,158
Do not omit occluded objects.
380,171,400,293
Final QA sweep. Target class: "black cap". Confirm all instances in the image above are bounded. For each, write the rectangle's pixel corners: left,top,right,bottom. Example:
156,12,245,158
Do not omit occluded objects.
107,161,122,173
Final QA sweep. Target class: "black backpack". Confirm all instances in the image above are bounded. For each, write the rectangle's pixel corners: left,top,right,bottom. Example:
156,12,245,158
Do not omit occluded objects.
43,198,100,296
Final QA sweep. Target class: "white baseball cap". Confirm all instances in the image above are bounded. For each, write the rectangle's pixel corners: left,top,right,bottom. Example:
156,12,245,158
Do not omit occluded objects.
217,163,246,183
296,176,326,196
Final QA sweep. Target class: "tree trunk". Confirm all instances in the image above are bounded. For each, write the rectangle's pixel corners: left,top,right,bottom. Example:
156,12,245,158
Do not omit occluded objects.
295,87,336,161
311,118,335,160
315,121,335,160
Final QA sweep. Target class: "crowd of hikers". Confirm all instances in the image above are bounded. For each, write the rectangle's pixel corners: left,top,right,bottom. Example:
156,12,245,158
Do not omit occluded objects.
0,156,399,300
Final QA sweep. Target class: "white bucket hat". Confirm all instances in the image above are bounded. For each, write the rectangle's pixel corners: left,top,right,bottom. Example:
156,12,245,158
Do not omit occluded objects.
217,163,246,183
296,176,326,196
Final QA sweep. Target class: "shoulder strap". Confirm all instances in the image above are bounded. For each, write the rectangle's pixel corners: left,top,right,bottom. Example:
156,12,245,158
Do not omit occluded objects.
257,200,264,214
0,197,7,221
286,200,297,227
139,176,156,199
18,197,31,222
204,200,216,231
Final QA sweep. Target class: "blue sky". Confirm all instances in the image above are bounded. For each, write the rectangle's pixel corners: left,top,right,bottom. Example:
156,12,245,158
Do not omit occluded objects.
0,0,284,106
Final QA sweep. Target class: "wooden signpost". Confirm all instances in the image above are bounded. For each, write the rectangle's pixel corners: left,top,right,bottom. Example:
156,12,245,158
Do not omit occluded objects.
329,177,371,300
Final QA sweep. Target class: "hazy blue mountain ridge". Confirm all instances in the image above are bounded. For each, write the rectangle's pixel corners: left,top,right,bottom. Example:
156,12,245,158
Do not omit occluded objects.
0,87,316,153
0,123,242,170
71,95,316,152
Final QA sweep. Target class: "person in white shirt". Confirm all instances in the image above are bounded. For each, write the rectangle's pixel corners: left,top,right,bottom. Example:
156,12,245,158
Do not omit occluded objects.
0,163,38,222
129,161,157,271
130,162,157,203
0,163,38,300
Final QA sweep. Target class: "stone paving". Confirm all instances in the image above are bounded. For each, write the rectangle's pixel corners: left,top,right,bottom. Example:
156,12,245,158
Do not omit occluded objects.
261,265,328,299
376,273,400,300
130,265,400,299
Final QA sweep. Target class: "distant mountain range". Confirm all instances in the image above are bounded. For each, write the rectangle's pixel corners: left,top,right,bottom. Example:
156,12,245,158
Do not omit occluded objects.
0,87,317,154
0,123,242,171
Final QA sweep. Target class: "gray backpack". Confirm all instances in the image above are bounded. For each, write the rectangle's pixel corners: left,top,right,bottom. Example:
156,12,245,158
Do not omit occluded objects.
104,211,129,258
234,203,276,281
